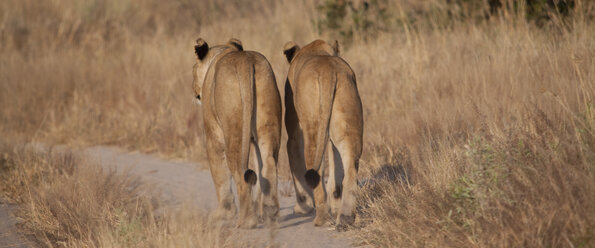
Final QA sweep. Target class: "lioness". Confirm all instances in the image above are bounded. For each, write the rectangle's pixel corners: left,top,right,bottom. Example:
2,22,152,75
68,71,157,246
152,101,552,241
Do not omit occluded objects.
282,40,363,230
192,38,282,228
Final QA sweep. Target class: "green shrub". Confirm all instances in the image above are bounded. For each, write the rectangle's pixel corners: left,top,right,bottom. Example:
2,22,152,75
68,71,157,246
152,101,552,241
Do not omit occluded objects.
449,0,576,24
316,0,578,42
316,0,391,45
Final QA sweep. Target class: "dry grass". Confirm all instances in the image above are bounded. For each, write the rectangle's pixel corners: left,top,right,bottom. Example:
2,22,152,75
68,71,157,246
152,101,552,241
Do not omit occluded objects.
347,6,595,247
0,142,234,247
0,0,318,165
1,0,594,247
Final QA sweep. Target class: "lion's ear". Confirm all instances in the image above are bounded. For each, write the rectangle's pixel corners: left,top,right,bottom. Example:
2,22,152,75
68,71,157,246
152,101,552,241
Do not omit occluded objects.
228,38,243,51
283,41,299,63
331,40,340,56
194,38,209,60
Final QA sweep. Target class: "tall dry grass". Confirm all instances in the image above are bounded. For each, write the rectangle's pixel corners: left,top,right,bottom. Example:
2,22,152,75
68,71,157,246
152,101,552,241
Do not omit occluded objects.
1,0,594,247
0,142,233,247
0,0,318,165
346,5,595,247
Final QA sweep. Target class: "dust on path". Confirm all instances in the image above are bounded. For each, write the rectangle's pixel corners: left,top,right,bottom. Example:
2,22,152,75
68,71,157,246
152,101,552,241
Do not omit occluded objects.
84,146,354,248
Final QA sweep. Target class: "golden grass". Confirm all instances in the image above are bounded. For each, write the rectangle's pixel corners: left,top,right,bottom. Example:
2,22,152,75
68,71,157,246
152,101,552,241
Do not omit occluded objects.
1,0,594,247
349,18,594,247
0,142,233,247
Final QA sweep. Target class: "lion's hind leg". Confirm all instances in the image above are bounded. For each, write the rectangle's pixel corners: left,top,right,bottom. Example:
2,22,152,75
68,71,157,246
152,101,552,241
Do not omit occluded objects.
250,141,265,223
326,141,344,220
253,135,280,224
287,132,315,215
205,124,237,221
285,83,314,216
333,137,361,231
224,134,257,229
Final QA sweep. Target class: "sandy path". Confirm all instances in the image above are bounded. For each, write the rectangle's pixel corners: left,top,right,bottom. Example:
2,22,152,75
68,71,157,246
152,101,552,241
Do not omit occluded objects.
0,203,32,248
84,146,353,248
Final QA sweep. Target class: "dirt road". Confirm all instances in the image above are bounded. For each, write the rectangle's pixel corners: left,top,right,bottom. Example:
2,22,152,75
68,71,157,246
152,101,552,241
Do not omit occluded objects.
0,203,32,248
85,146,354,248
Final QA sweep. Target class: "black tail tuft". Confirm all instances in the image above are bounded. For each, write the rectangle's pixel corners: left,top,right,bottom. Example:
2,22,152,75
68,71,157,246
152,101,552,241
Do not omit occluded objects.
244,169,257,185
305,169,321,188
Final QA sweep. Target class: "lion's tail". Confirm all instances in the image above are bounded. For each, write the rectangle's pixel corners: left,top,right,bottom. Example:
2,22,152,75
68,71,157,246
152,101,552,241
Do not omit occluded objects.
304,70,337,189
240,61,257,186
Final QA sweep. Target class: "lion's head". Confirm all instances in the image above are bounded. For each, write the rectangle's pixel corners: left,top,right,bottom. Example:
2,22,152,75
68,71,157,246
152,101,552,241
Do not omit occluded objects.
282,39,339,63
192,38,243,104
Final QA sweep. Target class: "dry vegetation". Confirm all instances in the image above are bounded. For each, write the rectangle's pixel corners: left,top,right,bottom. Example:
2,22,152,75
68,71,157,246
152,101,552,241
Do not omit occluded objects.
0,142,232,247
1,0,594,247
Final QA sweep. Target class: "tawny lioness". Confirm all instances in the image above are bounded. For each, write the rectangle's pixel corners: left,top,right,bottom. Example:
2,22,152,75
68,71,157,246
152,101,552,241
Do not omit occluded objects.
282,40,363,230
192,38,282,228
